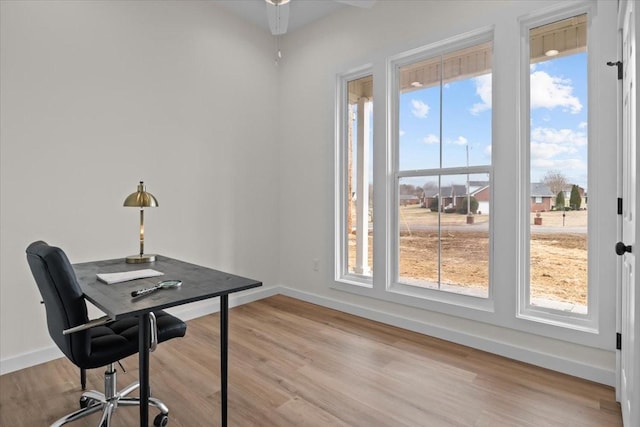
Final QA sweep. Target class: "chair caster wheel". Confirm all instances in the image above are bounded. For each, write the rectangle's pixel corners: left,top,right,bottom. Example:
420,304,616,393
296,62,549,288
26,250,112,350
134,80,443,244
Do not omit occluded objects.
154,413,169,426
79,396,96,409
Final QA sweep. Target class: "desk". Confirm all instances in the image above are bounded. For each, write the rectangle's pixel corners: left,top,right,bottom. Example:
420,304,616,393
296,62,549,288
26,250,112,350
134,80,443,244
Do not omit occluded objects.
72,255,262,427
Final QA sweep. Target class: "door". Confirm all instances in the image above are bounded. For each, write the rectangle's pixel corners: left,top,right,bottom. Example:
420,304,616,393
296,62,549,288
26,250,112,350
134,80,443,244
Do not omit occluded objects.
618,1,639,426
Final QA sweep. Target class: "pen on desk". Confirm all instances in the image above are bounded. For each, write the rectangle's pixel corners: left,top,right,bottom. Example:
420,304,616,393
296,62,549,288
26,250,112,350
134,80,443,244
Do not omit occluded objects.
131,280,182,297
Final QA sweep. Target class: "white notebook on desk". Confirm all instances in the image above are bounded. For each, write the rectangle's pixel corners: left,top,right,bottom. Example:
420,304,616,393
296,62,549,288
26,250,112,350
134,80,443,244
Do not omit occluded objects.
96,269,164,285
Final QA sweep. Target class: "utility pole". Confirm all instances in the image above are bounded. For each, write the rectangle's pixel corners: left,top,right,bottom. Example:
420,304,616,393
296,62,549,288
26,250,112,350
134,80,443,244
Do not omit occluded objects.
466,144,470,215
466,144,473,224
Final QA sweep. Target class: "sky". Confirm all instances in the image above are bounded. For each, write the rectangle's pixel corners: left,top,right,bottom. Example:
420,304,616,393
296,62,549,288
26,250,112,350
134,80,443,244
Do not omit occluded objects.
397,52,588,191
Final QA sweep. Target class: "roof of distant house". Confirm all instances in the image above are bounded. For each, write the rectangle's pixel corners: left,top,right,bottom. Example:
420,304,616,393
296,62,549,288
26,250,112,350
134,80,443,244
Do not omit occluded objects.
531,182,555,197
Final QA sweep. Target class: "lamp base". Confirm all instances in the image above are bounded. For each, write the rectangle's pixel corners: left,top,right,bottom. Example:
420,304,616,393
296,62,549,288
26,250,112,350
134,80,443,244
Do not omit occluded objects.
125,254,157,264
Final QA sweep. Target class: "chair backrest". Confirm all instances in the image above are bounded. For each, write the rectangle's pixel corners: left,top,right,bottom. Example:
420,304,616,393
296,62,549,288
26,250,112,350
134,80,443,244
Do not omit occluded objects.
26,241,90,366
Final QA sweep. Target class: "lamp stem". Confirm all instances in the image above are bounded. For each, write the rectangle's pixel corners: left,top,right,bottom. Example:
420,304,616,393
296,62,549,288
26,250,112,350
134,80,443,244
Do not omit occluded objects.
139,207,145,257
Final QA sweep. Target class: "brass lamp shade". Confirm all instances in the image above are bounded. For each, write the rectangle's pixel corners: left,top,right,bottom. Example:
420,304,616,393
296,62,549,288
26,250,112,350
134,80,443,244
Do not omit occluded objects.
123,182,159,208
123,181,158,264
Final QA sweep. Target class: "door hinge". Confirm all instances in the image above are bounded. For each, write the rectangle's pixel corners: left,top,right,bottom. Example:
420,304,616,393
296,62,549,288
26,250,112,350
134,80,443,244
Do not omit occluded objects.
617,332,622,350
607,61,623,80
618,197,623,215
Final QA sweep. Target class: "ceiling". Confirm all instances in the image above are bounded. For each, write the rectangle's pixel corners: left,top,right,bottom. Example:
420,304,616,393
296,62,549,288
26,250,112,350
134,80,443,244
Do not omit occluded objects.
216,1,586,99
215,0,348,35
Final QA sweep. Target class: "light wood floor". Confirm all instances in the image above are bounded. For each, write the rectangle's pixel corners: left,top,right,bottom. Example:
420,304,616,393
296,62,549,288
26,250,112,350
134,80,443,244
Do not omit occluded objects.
0,295,621,426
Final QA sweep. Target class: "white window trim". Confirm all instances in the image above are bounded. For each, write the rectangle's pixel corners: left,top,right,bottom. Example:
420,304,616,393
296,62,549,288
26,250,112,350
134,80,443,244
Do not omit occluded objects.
387,27,495,310
334,64,374,288
517,2,598,333
332,1,615,350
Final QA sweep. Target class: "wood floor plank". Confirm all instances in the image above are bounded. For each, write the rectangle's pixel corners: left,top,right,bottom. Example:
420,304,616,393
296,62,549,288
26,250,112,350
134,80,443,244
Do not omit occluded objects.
0,295,621,426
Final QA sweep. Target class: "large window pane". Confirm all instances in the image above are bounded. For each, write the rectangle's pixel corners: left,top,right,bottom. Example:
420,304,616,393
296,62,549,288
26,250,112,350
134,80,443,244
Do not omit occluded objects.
396,38,492,298
345,75,373,278
441,43,493,169
398,174,490,297
398,176,440,286
398,57,441,171
528,14,588,313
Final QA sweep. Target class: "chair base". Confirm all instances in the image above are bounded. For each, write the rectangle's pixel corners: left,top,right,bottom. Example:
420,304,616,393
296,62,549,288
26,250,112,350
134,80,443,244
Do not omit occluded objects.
51,364,169,427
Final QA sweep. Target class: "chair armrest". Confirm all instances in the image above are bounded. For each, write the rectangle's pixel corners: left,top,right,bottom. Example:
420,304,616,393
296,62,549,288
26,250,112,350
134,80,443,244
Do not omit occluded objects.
62,315,112,335
149,312,158,352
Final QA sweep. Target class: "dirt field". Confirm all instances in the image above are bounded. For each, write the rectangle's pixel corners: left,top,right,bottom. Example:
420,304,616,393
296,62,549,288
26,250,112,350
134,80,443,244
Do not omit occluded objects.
348,207,587,306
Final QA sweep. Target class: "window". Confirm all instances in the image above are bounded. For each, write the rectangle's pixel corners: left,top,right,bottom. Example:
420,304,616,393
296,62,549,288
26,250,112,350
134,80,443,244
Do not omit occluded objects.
334,1,611,345
523,13,590,319
336,71,373,284
391,36,493,299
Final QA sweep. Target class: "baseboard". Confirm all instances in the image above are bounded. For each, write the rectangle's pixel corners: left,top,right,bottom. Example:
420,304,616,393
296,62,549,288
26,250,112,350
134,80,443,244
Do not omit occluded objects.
277,286,616,387
0,346,64,376
1,285,615,386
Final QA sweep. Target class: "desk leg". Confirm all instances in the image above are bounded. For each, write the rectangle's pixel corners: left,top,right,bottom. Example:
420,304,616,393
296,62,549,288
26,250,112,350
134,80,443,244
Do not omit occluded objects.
220,294,228,427
139,313,150,427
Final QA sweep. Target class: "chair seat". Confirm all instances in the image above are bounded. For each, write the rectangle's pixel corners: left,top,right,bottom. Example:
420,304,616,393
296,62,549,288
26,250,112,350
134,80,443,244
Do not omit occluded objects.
81,311,186,369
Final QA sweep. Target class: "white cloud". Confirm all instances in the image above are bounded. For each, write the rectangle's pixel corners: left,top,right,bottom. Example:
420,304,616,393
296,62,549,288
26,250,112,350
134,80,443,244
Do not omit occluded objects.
411,99,430,118
469,74,492,115
530,127,587,167
530,71,582,113
484,145,492,156
450,136,468,146
530,126,587,186
423,134,439,145
578,121,588,129
532,157,586,171
531,127,587,147
531,142,576,160
400,130,406,137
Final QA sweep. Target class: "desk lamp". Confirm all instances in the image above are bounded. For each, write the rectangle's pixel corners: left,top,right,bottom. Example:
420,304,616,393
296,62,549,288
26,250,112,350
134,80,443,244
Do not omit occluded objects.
123,181,158,263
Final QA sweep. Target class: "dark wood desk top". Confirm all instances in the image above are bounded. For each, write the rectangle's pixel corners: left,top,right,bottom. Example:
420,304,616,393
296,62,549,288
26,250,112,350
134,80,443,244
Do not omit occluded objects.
73,255,262,319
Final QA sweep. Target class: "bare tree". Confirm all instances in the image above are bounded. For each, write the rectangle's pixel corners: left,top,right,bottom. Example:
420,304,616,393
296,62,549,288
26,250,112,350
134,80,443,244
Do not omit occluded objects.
542,170,568,195
400,184,418,195
422,182,438,193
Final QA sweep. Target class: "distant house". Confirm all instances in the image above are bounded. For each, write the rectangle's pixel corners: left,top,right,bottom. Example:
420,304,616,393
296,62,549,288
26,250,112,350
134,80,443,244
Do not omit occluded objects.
531,182,555,212
421,181,490,214
557,184,587,210
531,183,588,212
420,182,586,214
421,187,439,210
471,182,490,214
399,194,420,206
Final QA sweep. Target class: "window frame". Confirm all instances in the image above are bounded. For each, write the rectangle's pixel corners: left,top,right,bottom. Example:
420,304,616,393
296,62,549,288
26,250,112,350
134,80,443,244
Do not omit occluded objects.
386,27,495,310
517,3,598,332
335,65,375,288
332,0,613,350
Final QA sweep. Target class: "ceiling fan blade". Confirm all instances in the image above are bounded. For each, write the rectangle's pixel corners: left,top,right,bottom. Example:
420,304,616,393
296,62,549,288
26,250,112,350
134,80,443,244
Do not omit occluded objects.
334,0,376,8
266,2,290,35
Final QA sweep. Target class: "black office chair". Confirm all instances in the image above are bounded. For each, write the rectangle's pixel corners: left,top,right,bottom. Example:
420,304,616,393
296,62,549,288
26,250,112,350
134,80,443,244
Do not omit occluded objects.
26,241,187,427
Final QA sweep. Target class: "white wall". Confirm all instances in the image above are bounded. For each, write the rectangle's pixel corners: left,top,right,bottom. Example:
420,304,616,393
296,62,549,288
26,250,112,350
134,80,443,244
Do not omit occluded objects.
277,0,618,385
0,1,280,369
0,0,620,387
